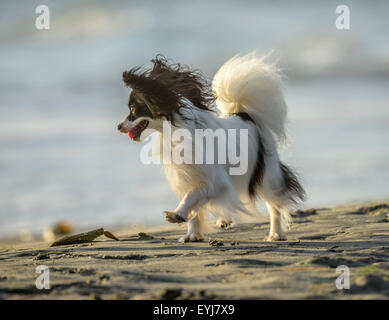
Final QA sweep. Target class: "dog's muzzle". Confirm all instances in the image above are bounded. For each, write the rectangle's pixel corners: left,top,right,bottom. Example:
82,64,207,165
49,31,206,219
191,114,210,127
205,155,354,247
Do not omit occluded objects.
128,120,149,140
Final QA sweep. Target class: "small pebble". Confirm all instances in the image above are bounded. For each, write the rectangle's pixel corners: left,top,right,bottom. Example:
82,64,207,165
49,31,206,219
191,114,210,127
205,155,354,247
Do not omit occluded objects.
33,253,50,260
209,239,224,247
138,232,154,240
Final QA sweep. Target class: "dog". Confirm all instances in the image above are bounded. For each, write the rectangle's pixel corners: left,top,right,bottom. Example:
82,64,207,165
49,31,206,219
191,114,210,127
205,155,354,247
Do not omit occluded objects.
118,53,305,242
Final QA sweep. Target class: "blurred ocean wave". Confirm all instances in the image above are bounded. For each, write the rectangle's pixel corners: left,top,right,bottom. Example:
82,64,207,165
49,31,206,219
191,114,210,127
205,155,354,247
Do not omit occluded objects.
0,0,388,237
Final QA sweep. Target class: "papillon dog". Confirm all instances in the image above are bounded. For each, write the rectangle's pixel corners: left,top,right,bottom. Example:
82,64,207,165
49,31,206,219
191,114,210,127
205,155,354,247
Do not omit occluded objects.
118,53,305,242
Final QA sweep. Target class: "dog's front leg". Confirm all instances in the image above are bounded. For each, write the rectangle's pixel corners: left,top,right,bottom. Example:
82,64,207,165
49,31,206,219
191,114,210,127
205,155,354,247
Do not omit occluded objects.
178,212,205,242
164,188,208,224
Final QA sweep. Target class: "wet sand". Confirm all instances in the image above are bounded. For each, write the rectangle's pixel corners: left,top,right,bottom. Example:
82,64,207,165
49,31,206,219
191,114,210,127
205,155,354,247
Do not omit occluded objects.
0,201,388,299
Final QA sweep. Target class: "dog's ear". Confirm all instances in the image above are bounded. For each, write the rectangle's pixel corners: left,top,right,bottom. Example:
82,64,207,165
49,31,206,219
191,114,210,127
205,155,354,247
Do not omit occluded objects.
123,67,162,95
149,55,215,114
122,67,179,119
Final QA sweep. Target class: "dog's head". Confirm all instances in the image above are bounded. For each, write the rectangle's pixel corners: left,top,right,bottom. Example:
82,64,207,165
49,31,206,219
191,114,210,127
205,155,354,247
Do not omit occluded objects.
117,79,170,141
118,55,214,141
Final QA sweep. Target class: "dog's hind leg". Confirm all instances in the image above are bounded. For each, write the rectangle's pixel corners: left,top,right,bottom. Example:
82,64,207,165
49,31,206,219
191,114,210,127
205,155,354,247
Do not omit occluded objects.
265,202,286,241
179,210,207,243
258,157,289,241
260,161,305,241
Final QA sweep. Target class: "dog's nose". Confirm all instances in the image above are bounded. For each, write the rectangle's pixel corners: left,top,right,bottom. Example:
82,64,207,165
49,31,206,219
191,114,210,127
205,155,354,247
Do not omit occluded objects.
117,123,122,131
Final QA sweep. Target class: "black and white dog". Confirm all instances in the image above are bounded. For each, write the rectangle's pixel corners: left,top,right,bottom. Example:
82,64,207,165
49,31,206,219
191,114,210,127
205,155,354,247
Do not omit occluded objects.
118,53,305,242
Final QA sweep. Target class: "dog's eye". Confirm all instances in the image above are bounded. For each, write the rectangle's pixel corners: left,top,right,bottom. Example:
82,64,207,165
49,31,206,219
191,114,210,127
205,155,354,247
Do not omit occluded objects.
130,107,136,114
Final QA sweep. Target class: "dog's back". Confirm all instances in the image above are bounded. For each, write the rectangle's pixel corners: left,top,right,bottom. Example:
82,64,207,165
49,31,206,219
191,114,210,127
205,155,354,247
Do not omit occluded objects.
212,52,305,241
119,53,305,242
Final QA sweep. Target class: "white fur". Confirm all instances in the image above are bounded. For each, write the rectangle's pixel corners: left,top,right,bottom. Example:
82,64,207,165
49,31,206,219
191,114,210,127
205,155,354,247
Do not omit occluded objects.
212,52,288,144
121,53,302,242
160,53,299,242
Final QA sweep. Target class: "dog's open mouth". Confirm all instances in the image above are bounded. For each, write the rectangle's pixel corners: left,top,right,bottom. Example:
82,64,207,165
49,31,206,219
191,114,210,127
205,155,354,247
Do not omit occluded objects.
128,120,149,140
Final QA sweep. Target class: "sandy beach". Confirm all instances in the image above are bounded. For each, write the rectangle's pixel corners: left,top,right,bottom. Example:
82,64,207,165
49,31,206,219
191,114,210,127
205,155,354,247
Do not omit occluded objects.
0,200,388,300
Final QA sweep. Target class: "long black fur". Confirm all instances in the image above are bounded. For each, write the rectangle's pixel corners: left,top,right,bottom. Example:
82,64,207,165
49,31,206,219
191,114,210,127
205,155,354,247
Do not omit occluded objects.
280,163,306,203
233,112,266,200
245,115,305,203
123,55,215,123
248,127,266,200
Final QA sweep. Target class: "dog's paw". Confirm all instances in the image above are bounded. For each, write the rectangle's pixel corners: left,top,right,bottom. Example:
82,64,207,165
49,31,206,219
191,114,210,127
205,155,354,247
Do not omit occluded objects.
265,233,286,242
164,211,186,224
178,233,204,243
216,218,232,229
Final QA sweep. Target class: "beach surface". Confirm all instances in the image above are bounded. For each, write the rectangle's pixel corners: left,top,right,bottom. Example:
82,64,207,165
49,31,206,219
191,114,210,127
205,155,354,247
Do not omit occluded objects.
0,201,388,300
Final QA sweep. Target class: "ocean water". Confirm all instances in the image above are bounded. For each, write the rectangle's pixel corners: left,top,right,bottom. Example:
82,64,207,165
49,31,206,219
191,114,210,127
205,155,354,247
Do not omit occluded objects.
0,0,389,237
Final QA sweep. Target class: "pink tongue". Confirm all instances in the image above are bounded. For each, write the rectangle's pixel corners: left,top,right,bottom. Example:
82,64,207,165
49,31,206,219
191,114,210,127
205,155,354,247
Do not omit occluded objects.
128,130,134,139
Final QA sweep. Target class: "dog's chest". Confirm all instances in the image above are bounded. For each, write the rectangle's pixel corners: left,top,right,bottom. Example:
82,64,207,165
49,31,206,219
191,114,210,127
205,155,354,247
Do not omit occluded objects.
163,163,203,198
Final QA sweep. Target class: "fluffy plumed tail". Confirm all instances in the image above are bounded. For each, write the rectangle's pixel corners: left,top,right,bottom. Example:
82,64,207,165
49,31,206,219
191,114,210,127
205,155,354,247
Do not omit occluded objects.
212,52,287,144
213,52,306,231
